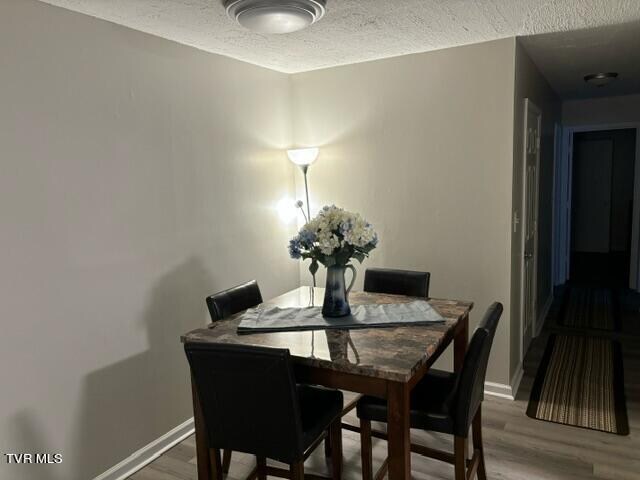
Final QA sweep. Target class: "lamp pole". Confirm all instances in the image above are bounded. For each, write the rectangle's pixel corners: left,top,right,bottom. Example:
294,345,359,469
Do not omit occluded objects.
288,147,319,289
300,164,316,287
301,165,312,222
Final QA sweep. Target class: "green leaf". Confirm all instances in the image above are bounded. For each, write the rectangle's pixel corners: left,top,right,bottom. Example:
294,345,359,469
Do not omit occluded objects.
324,256,336,267
353,251,366,263
309,259,319,275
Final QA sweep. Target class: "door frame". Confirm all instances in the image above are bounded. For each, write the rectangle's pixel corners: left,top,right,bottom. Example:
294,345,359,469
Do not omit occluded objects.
554,122,640,290
552,123,567,288
520,98,541,362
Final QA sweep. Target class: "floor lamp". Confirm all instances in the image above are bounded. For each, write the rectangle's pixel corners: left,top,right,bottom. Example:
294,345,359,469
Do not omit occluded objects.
287,147,319,287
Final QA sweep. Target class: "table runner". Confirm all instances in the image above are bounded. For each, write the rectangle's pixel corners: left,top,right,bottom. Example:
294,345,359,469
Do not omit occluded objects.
237,300,444,334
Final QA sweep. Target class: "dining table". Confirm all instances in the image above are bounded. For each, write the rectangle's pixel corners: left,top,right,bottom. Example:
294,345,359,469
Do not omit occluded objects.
181,286,473,480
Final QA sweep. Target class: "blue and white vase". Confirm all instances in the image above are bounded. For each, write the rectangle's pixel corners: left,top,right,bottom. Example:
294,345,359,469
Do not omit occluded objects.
322,265,357,317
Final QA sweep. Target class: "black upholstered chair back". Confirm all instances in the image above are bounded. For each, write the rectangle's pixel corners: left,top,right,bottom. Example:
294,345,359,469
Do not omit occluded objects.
363,268,430,298
451,302,502,436
185,343,305,463
206,280,263,321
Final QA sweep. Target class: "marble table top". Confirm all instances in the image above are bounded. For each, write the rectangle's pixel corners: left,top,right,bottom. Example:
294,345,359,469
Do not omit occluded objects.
182,287,473,382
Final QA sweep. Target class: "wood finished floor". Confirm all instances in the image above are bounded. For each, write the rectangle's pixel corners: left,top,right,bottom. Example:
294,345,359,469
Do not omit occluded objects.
130,293,640,480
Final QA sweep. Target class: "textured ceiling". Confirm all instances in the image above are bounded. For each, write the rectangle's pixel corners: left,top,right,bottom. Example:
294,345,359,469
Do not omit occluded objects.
38,0,640,75
521,21,640,99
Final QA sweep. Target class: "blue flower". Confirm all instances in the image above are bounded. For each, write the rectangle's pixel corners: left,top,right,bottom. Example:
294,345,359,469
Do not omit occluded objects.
288,238,302,259
298,228,316,247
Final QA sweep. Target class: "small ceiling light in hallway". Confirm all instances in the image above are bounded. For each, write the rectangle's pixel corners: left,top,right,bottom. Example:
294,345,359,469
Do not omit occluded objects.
224,0,326,34
584,72,619,87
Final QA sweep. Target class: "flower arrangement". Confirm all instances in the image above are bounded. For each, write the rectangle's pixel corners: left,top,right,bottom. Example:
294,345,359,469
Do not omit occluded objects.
289,205,378,275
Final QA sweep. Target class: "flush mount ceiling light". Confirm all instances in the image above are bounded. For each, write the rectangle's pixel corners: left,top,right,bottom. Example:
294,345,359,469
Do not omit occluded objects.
224,0,326,34
584,72,619,87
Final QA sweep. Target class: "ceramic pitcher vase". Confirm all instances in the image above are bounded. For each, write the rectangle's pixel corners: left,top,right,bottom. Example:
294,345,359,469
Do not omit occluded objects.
322,264,357,317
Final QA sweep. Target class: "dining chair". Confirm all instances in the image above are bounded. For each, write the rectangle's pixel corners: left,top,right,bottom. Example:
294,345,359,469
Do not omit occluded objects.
206,280,263,322
185,342,344,480
363,268,431,298
204,280,264,472
356,302,503,480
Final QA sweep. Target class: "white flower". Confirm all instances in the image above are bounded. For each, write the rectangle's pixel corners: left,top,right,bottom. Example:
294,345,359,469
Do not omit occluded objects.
288,205,378,265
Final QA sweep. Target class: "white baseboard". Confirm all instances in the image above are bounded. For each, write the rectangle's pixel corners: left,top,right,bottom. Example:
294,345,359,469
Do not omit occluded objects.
509,362,525,398
93,418,194,480
484,363,524,401
535,294,553,337
486,293,551,402
486,294,552,402
484,381,514,400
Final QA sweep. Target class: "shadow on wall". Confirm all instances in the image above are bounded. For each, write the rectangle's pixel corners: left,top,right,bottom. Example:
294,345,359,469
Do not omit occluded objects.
68,256,213,480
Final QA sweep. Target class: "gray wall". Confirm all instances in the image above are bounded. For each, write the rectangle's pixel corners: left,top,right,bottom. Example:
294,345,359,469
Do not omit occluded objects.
290,39,517,385
0,2,298,479
563,94,640,126
510,41,561,377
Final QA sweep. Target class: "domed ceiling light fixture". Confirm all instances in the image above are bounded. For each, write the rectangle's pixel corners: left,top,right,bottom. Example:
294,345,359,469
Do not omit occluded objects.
224,0,327,34
584,72,619,87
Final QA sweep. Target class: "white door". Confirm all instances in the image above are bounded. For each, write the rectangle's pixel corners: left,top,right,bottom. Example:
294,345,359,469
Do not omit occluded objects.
522,99,541,356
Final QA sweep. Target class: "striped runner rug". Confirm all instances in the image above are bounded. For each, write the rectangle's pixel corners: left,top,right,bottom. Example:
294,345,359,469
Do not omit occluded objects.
558,286,618,331
527,334,628,435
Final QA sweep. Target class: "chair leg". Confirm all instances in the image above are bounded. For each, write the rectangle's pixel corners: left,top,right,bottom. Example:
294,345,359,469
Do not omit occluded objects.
256,457,266,480
453,436,467,480
329,419,343,480
207,449,223,480
222,449,232,474
290,460,305,480
360,419,373,480
473,407,487,480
